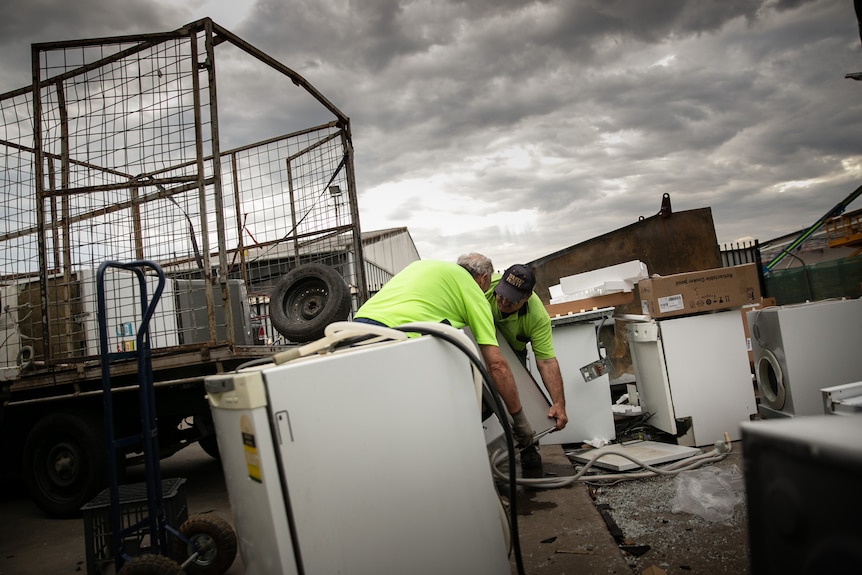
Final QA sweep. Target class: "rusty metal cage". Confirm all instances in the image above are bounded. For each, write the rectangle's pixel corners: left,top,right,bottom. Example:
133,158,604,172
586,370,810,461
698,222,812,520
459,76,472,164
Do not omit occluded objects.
0,18,367,371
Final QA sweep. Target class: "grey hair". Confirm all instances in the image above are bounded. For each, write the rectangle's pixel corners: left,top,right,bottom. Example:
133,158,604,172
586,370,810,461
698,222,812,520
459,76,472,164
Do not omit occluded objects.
457,252,493,278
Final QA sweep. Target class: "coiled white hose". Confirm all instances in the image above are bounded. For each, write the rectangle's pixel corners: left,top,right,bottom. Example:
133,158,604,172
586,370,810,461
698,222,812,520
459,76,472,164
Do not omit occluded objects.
491,433,733,488
270,321,408,365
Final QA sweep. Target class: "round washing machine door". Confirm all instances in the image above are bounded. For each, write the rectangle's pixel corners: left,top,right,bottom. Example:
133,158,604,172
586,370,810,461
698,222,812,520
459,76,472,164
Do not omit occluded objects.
755,348,786,410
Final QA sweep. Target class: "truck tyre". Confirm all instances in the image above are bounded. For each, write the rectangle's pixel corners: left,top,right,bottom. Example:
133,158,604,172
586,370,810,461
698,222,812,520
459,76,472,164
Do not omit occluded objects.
172,513,238,575
198,434,221,461
22,412,107,517
270,263,351,343
117,553,184,575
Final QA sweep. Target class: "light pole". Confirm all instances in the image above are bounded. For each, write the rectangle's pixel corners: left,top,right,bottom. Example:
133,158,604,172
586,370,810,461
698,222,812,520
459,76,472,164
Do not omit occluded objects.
329,185,343,225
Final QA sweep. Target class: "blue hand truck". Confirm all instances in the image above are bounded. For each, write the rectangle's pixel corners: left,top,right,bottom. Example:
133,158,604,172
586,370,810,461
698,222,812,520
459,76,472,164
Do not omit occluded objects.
93,260,237,575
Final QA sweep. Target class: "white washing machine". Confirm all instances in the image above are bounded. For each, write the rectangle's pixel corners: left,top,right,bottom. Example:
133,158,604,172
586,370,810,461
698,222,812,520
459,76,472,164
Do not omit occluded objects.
747,298,862,418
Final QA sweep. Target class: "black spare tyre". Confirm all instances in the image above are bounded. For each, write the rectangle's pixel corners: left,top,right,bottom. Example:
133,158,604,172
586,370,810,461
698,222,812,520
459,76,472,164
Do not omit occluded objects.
269,263,351,343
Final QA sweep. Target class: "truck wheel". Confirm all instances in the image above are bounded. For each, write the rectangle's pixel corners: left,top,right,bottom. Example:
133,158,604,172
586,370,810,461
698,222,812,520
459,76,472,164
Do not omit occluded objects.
270,263,351,343
172,513,238,575
118,553,184,575
22,412,107,517
198,434,221,461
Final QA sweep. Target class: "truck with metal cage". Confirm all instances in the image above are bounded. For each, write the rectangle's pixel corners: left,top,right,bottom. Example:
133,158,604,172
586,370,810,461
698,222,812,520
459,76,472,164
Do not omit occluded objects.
0,19,369,516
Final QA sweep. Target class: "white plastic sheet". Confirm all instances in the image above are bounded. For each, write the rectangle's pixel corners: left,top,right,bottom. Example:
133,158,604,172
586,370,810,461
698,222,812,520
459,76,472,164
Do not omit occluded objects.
671,464,744,522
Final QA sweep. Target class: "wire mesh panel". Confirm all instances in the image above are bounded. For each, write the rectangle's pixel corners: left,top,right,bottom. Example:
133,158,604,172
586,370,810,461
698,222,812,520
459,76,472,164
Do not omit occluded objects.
0,19,365,369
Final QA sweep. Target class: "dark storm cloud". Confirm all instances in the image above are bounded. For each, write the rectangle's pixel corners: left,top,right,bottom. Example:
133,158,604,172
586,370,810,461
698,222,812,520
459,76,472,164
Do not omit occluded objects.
0,0,190,91
239,0,447,72
0,0,170,43
529,1,761,48
0,0,858,268
240,1,790,159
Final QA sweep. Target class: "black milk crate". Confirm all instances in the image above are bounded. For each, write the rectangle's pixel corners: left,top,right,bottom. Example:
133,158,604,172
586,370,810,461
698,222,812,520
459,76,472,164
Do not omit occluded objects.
81,477,188,575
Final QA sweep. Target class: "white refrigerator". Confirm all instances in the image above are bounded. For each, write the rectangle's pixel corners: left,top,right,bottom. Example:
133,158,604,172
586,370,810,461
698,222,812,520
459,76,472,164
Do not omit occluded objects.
205,334,510,575
525,309,617,445
626,309,757,446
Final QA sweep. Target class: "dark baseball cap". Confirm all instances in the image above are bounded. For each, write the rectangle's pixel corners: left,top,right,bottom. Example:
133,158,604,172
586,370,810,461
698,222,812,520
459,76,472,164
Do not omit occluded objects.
495,264,535,302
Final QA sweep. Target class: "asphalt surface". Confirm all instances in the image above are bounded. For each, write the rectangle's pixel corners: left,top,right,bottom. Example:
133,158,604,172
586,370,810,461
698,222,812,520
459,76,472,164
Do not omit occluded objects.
0,440,749,575
0,443,242,575
0,442,623,575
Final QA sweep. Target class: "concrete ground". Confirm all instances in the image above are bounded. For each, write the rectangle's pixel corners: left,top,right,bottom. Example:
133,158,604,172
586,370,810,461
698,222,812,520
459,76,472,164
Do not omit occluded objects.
511,442,749,575
0,440,749,575
506,447,633,575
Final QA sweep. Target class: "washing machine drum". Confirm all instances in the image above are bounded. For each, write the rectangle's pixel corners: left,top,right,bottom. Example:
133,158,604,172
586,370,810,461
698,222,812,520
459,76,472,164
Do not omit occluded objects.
755,348,786,410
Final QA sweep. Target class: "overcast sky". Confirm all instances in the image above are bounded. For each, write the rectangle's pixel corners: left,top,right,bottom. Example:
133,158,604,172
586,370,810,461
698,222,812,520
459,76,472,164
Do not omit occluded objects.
1,0,860,271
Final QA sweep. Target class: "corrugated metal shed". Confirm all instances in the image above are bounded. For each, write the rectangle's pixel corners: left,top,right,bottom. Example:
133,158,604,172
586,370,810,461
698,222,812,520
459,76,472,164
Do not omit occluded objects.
362,227,419,269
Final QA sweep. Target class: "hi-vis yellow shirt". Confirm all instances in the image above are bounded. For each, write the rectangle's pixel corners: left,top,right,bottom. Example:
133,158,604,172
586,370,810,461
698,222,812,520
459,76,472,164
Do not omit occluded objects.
355,260,499,346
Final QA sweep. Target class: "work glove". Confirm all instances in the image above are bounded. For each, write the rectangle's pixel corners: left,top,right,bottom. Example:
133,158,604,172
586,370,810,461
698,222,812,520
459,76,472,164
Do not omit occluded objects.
511,409,536,449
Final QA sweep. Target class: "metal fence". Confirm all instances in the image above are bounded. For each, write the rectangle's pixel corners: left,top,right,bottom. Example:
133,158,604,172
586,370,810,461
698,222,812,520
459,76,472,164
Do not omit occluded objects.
720,240,761,267
719,239,862,304
763,254,862,304
0,19,366,367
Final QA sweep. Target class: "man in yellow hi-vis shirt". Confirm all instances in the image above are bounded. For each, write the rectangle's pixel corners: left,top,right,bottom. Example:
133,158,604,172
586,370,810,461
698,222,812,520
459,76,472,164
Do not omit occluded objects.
485,263,568,468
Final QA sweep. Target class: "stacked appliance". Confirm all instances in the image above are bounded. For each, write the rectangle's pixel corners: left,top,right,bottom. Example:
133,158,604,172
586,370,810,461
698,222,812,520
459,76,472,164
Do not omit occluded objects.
78,268,179,354
747,298,862,418
0,285,22,381
626,309,757,446
205,328,510,575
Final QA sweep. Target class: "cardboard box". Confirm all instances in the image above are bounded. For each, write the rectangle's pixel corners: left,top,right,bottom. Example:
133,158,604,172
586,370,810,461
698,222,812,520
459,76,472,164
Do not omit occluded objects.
545,290,635,318
638,264,761,319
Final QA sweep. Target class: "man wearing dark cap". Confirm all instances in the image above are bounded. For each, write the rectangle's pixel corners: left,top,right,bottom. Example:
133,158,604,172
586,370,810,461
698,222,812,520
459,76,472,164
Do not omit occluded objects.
486,264,568,468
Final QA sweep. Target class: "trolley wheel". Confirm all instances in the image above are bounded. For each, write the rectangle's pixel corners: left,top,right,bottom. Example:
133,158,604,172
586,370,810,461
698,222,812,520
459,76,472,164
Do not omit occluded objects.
22,411,107,517
172,513,238,575
117,553,184,575
269,263,351,342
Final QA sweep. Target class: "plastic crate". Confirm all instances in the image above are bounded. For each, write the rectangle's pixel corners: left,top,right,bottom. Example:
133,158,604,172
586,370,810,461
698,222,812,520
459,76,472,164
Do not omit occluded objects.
81,477,188,575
